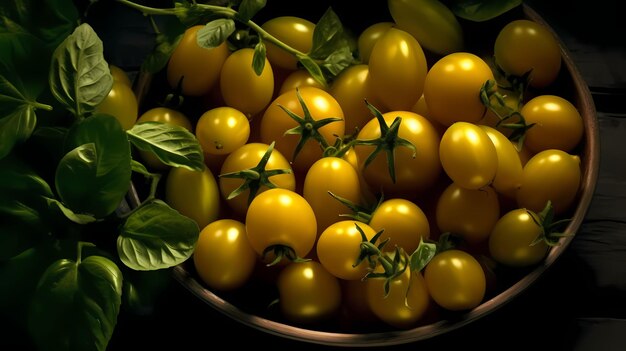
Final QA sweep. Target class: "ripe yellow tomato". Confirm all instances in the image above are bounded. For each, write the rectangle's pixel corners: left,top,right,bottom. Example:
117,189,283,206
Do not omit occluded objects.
220,48,274,116
278,69,325,95
261,16,315,70
489,208,550,267
109,64,132,87
357,22,394,63
96,80,138,130
424,52,494,126
193,219,256,291
167,25,229,96
196,106,250,155
165,166,220,229
480,125,523,199
317,221,377,280
369,27,427,110
369,198,430,254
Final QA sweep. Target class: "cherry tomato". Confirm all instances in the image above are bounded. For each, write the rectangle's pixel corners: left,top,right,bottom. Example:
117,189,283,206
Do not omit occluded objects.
480,125,523,199
388,0,464,55
279,69,325,95
135,107,193,170
516,149,581,215
260,87,345,172
366,267,430,328
317,220,376,280
494,19,561,89
439,122,498,190
369,198,430,254
489,208,549,267
220,48,274,116
521,95,584,153
245,188,317,259
165,166,220,229
96,80,138,130
219,143,295,216
193,219,256,291
329,64,386,134
196,107,250,155
261,16,315,70
411,94,447,136
369,27,427,110
424,52,494,126
424,249,486,311
109,64,132,87
303,157,361,235
167,25,229,96
436,183,500,244
357,22,394,63
277,261,341,324
356,111,441,196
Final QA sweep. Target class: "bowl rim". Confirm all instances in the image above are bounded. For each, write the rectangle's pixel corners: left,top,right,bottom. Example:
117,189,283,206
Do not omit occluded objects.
133,3,600,347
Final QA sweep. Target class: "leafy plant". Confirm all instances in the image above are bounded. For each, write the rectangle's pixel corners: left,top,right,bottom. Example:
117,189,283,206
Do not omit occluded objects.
0,1,204,349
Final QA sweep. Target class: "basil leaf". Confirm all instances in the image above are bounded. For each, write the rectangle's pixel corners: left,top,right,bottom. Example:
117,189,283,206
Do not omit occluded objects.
56,114,132,218
309,7,349,58
49,23,113,117
0,156,53,259
196,18,235,49
122,268,171,315
0,101,36,160
252,41,266,76
118,200,199,270
298,55,326,87
141,17,185,74
28,254,123,351
236,0,266,23
450,0,522,22
321,46,354,76
409,239,438,272
45,197,97,225
127,122,204,171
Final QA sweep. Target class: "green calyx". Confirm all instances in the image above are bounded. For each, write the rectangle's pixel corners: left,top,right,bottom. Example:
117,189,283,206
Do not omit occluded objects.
218,141,292,205
529,200,572,247
354,101,416,183
262,244,310,267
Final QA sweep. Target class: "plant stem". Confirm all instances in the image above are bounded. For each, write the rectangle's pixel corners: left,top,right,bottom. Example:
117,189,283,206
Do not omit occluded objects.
116,0,175,16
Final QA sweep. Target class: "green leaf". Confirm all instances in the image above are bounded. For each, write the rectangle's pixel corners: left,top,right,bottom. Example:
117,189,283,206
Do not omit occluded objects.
45,197,97,225
0,101,36,160
321,45,354,76
118,200,199,270
196,18,235,49
252,41,266,76
141,17,185,74
49,22,113,117
409,239,437,272
127,122,204,171
310,7,344,55
298,55,326,87
28,254,123,351
122,267,171,315
450,0,522,22
236,0,266,23
56,114,132,218
0,156,54,259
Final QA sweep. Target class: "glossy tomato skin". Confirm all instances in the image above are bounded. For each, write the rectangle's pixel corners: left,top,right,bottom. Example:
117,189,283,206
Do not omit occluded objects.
245,188,317,259
193,219,256,291
165,166,220,229
516,149,581,215
369,27,428,110
278,69,325,95
494,19,561,89
480,125,523,199
317,220,376,280
167,25,229,96
388,0,464,55
219,143,295,216
196,106,250,155
261,16,315,70
136,107,193,170
521,95,584,153
357,22,394,63
329,64,386,134
109,65,132,87
369,198,430,254
424,52,494,126
220,48,274,116
489,209,549,267
439,122,498,190
303,157,361,236
436,183,500,244
277,261,341,324
260,87,345,172
366,267,431,329
424,249,486,311
356,111,441,196
96,81,138,130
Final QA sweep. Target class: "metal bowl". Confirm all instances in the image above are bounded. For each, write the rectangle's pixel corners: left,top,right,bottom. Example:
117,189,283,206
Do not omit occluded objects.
136,3,599,347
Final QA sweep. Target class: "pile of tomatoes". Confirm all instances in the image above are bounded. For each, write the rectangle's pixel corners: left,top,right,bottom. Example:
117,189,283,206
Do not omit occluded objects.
103,2,585,332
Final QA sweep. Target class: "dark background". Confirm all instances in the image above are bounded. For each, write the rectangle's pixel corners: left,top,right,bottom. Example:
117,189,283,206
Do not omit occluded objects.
21,0,626,350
